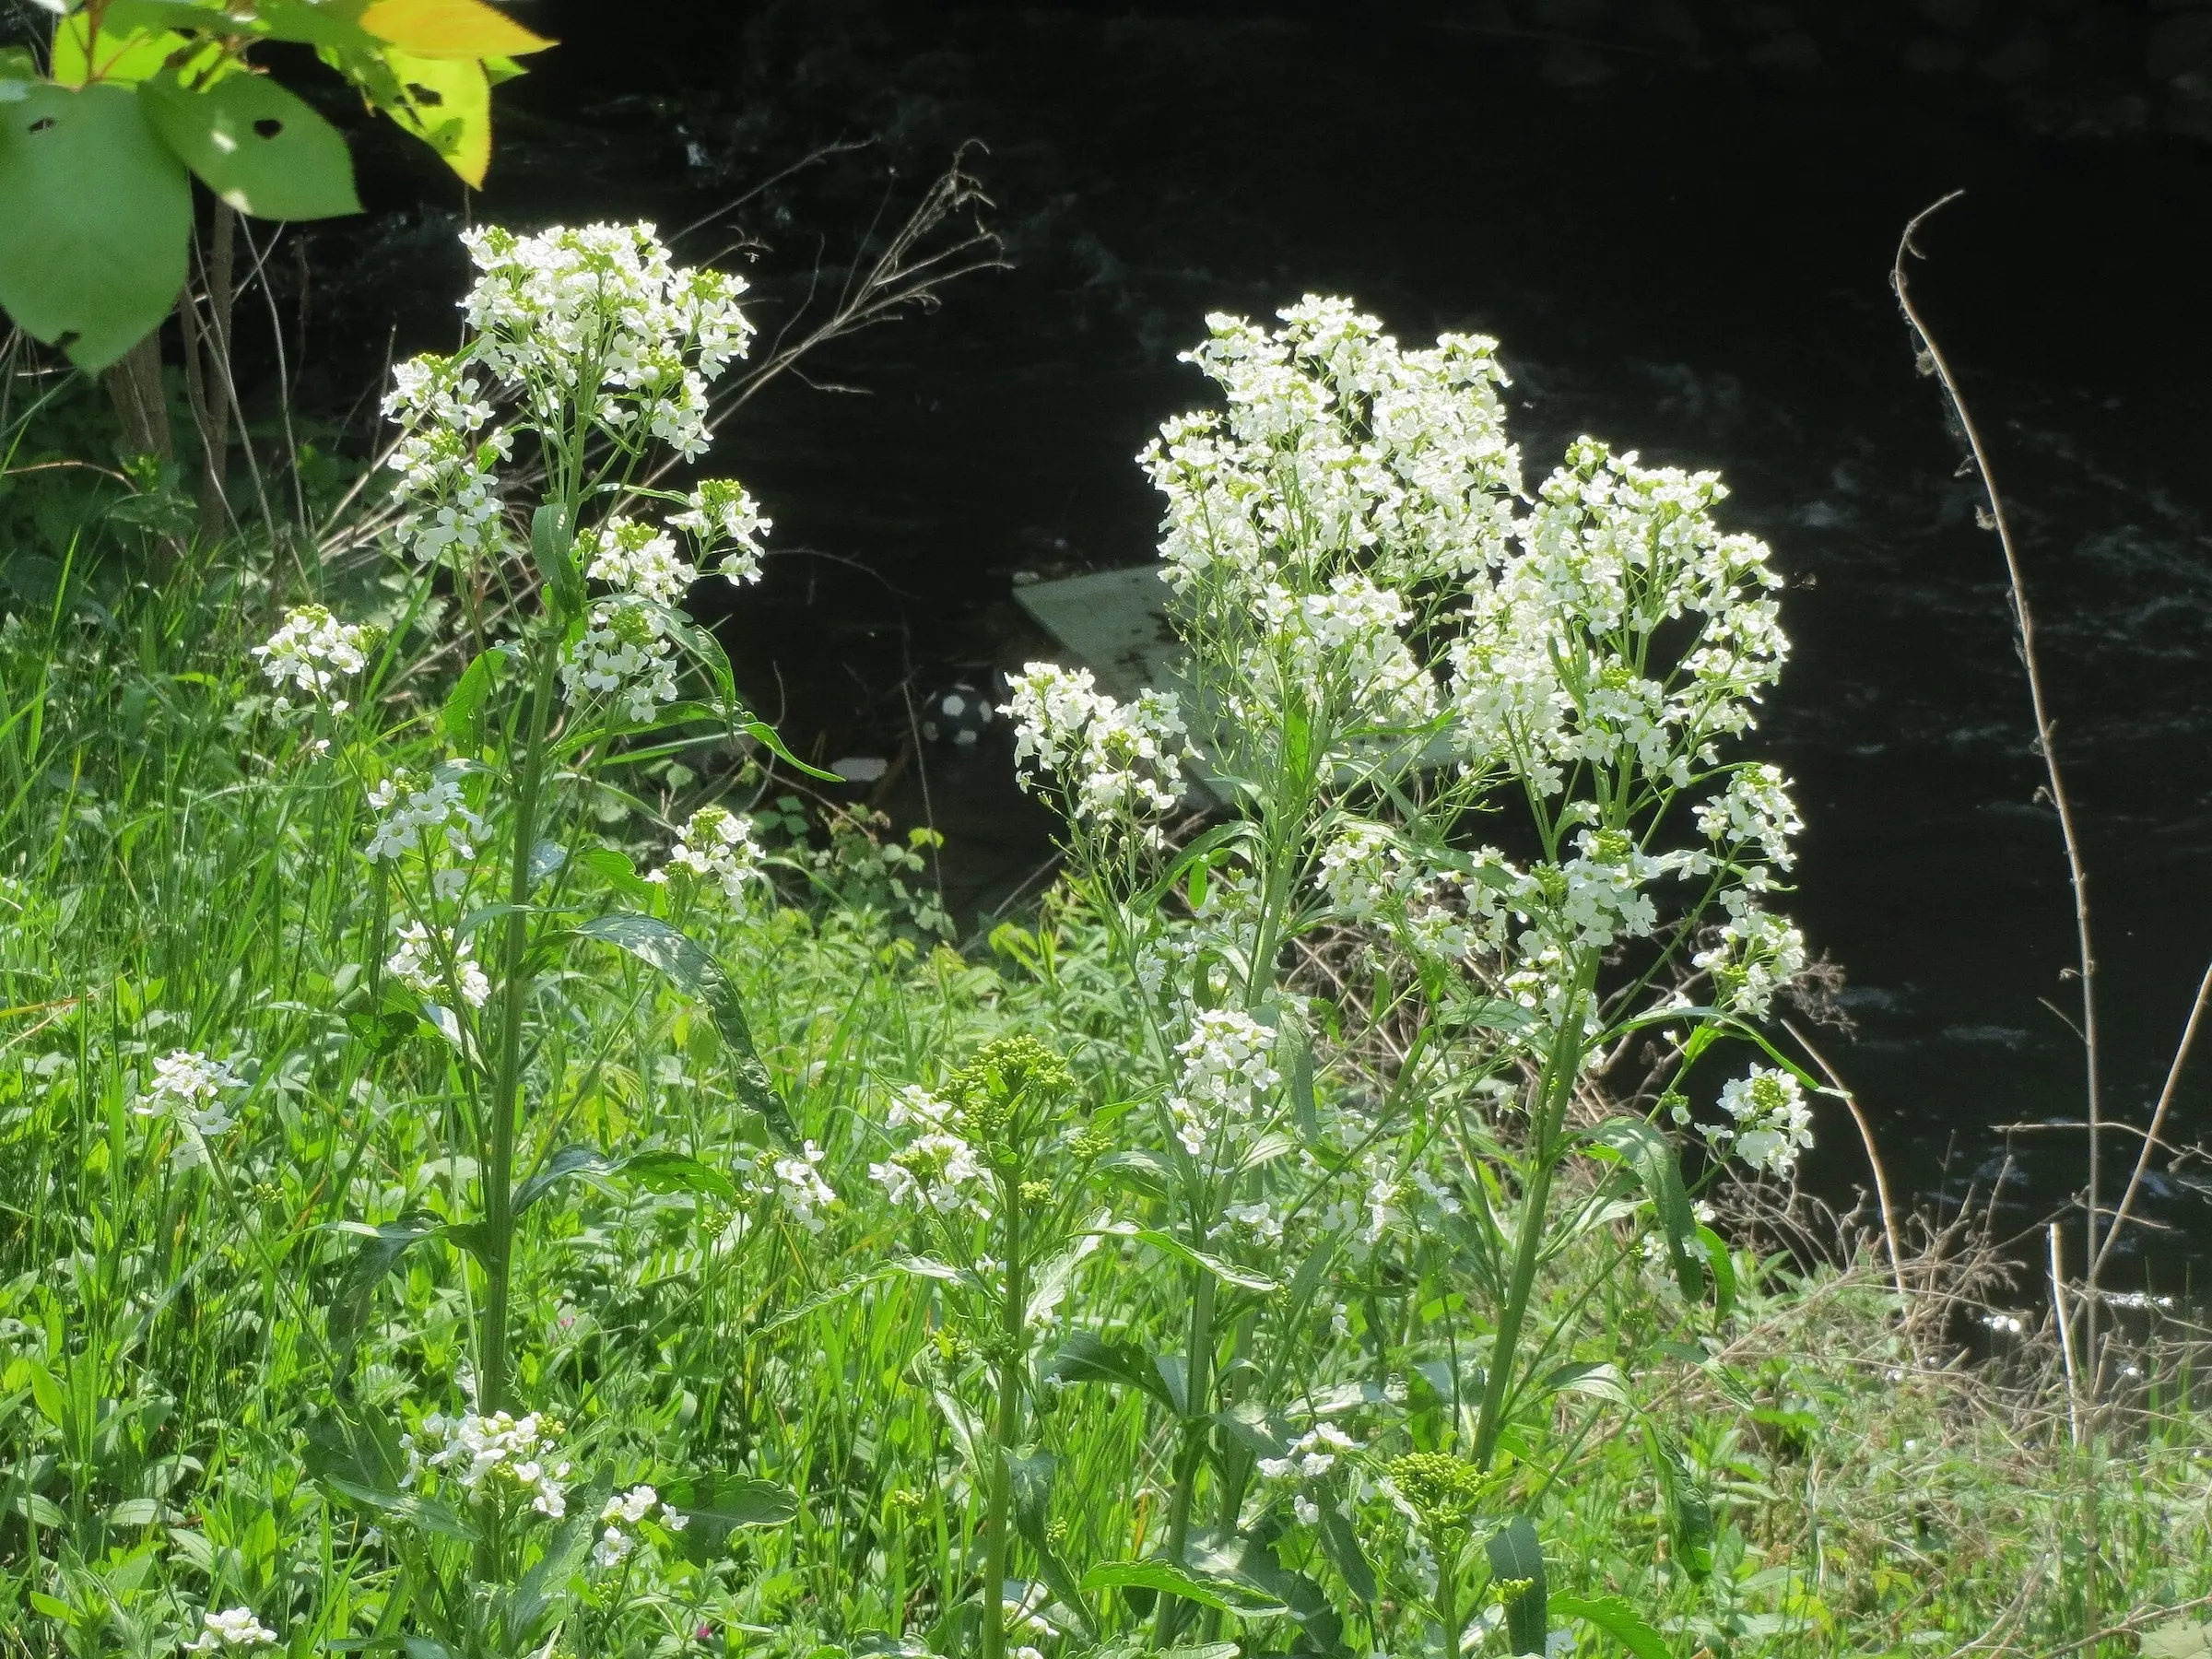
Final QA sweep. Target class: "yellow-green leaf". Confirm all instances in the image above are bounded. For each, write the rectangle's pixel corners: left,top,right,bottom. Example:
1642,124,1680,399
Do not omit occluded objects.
357,0,553,60
0,83,193,371
140,68,361,218
50,13,192,88
379,48,488,185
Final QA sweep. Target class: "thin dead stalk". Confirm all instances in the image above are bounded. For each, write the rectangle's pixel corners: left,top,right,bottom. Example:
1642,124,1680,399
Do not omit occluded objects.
1784,1017,1912,1313
2095,954,2212,1278
1893,194,2106,1370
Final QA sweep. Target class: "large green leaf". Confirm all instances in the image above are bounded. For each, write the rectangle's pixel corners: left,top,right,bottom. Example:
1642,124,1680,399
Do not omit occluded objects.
0,83,191,371
140,69,361,220
1550,1594,1671,1659
1484,1515,1548,1656
572,912,793,1141
1046,1332,1179,1414
1591,1117,1702,1303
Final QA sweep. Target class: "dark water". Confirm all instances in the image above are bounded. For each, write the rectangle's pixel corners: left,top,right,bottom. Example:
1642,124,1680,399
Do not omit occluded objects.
295,3,2212,1276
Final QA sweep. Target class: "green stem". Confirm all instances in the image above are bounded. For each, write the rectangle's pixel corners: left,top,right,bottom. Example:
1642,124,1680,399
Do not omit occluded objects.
982,1181,1026,1659
1471,966,1592,1470
1436,1533,1461,1659
478,634,559,1416
1154,1265,1216,1646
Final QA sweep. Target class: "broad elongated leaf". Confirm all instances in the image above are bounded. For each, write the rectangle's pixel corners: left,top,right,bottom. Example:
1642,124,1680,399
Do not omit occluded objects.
1550,1594,1671,1659
326,1214,444,1370
1592,1117,1701,1302
1132,1228,1279,1294
1641,1425,1713,1579
326,1477,477,1542
512,1144,611,1216
1008,1451,1094,1638
664,1475,797,1530
0,84,191,370
1181,1529,1341,1644
1484,1515,1548,1656
620,1148,737,1204
1081,1560,1262,1615
1697,1223,1737,1320
573,912,793,1140
139,69,360,218
1318,1502,1377,1605
1541,1360,1633,1409
380,49,488,185
359,0,555,58
441,645,505,748
1046,1332,1177,1413
531,503,581,614
575,844,656,900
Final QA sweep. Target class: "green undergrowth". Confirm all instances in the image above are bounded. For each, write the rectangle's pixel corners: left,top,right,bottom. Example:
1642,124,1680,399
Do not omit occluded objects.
2,567,2208,1659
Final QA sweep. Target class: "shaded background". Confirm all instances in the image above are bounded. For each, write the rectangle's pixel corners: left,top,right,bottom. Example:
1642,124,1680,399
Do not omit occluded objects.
77,2,2212,1272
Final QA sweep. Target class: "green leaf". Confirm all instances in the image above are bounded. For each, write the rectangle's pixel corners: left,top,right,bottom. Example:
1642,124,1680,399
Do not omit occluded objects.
512,1144,611,1217
1180,1529,1340,1642
1484,1516,1547,1656
0,83,192,371
531,503,581,616
1046,1332,1178,1413
1641,1425,1713,1580
50,13,191,87
1081,1561,1265,1616
740,717,841,782
1551,1594,1671,1659
138,69,361,219
1132,1228,1279,1294
1009,1450,1094,1638
572,912,794,1141
575,844,655,900
325,1214,444,1374
1540,1360,1633,1409
619,1148,737,1204
663,1475,797,1531
1317,1502,1377,1605
1591,1117,1701,1303
441,645,505,749
255,0,385,50
1697,1224,1736,1321
325,1477,477,1543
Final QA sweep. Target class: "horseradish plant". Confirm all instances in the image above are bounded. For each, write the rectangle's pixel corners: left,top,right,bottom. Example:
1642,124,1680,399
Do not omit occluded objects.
1006,298,1816,1655
251,222,809,1652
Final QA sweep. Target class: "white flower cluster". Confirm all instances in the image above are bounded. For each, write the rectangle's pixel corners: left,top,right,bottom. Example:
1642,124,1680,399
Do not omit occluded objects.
1315,820,1406,920
457,222,752,460
1257,1422,1360,1526
135,1049,242,1171
671,478,771,585
1709,1066,1814,1177
750,1139,838,1234
185,1608,278,1652
253,605,374,714
1145,297,1521,604
594,1482,688,1569
582,515,695,605
1006,664,1193,843
386,920,489,1009
383,352,510,568
1695,763,1803,874
868,1086,991,1221
401,1408,571,1518
1449,441,1789,794
648,805,764,903
1692,894,1807,1018
366,766,486,899
561,600,679,725
1242,573,1437,737
1167,1007,1281,1160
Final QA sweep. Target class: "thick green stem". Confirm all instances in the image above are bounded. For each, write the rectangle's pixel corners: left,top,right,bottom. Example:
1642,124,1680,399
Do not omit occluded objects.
1436,1535,1461,1659
1154,1266,1216,1645
1470,971,1591,1471
982,1186,1026,1659
478,636,559,1416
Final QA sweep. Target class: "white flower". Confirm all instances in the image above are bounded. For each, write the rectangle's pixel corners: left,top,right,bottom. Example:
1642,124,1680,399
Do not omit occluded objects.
400,1409,570,1518
456,222,752,461
1256,1423,1359,1515
365,765,486,899
386,920,490,1008
671,478,771,583
582,515,695,605
870,1129,989,1222
252,605,374,713
647,805,763,903
561,600,680,724
1316,820,1407,920
185,1607,277,1651
1005,664,1193,841
382,352,510,569
1696,764,1802,872
1166,1007,1281,1161
135,1049,243,1171
1691,894,1806,1018
753,1140,838,1234
1710,1065,1813,1176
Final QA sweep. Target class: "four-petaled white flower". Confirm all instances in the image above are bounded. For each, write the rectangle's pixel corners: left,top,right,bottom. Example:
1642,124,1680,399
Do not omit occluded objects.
386,920,490,1009
753,1139,838,1234
561,600,680,725
253,605,375,714
1709,1065,1814,1177
185,1607,278,1652
401,1408,571,1518
648,805,764,904
135,1049,244,1171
